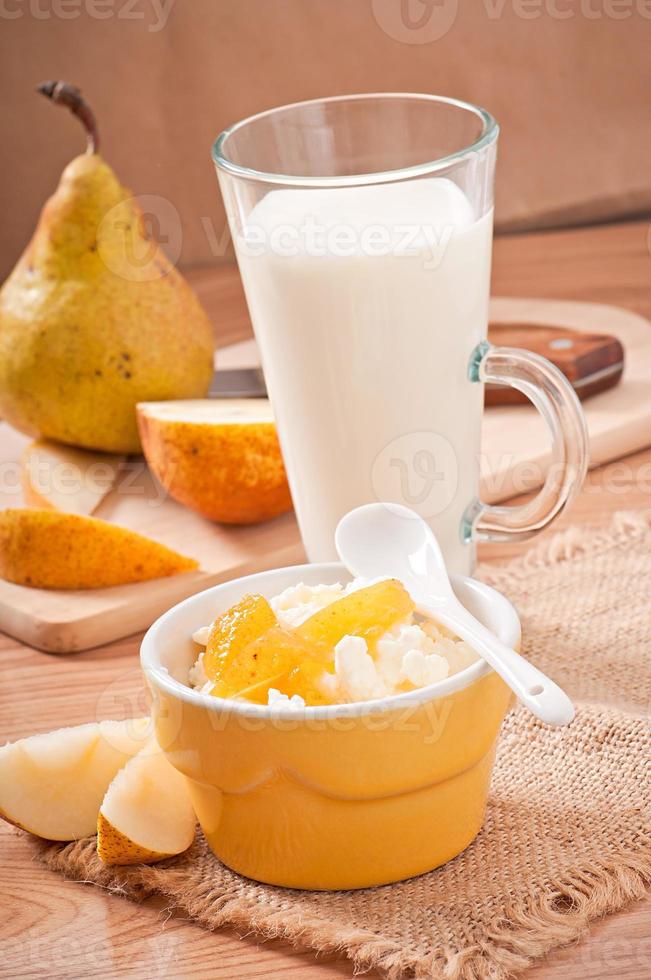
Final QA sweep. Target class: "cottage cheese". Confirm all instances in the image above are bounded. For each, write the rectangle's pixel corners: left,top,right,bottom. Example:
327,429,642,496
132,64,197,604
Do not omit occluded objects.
267,688,308,709
189,578,478,706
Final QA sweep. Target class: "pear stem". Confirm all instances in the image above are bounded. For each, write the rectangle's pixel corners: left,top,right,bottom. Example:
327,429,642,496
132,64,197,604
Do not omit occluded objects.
37,81,100,155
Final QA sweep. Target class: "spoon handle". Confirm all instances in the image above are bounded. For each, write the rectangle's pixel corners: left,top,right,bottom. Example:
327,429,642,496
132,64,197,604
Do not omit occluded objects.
423,601,575,727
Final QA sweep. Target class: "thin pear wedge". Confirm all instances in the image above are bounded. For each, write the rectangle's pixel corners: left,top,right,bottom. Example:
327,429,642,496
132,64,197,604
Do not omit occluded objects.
97,740,196,865
0,508,198,589
22,440,125,515
0,717,151,840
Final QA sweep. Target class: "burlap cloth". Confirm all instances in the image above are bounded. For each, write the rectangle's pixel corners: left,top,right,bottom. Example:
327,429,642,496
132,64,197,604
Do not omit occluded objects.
36,512,651,979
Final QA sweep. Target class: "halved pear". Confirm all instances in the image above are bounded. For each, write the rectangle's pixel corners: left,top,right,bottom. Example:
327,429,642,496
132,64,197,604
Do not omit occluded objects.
97,740,195,865
22,439,125,515
137,399,292,524
0,717,151,840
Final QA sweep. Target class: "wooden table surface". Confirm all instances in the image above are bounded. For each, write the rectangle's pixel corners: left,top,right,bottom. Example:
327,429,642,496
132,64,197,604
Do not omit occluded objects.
2,220,650,980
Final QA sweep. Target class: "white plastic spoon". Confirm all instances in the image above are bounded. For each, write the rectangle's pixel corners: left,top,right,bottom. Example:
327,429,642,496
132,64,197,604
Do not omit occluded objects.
335,502,575,727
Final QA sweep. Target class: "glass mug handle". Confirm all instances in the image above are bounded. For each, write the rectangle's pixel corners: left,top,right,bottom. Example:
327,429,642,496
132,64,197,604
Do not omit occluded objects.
463,341,589,543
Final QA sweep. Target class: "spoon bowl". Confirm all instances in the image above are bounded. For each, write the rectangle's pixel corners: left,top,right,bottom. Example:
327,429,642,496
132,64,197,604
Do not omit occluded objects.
336,502,575,727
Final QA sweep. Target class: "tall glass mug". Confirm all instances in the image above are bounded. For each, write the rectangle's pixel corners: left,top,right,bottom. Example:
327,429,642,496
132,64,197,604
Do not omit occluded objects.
213,95,587,574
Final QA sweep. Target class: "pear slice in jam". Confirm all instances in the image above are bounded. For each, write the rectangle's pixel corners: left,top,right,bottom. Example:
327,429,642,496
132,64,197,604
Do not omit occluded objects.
296,579,413,651
203,593,277,683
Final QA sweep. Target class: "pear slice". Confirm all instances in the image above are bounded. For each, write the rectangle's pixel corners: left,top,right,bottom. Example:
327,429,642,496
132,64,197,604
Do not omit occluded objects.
137,399,292,525
0,717,151,840
97,740,195,865
22,439,125,515
0,508,198,589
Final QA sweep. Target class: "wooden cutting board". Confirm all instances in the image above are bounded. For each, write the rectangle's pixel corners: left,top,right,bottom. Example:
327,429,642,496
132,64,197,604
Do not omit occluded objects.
1,296,650,654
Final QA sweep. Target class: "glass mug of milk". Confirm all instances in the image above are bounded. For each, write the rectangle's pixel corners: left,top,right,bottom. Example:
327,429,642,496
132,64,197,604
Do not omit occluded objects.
213,95,587,573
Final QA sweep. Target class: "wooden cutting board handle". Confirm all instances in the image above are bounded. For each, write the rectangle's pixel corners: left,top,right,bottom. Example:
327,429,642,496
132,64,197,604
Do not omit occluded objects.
485,323,625,406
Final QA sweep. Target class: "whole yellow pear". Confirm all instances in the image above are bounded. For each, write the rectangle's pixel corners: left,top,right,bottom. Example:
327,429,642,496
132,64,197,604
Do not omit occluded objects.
0,82,214,453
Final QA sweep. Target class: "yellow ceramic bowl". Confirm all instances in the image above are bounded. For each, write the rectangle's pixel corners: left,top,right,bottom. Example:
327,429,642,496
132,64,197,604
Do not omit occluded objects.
141,563,519,890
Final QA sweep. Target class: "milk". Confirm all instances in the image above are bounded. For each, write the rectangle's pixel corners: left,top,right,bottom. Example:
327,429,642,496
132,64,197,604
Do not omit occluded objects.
232,178,493,573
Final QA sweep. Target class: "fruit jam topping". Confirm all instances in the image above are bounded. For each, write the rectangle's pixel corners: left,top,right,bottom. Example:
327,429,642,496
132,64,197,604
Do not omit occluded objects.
189,579,479,708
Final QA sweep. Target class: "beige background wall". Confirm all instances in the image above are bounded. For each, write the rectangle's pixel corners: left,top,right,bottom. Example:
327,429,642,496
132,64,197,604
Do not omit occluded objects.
1,0,650,278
